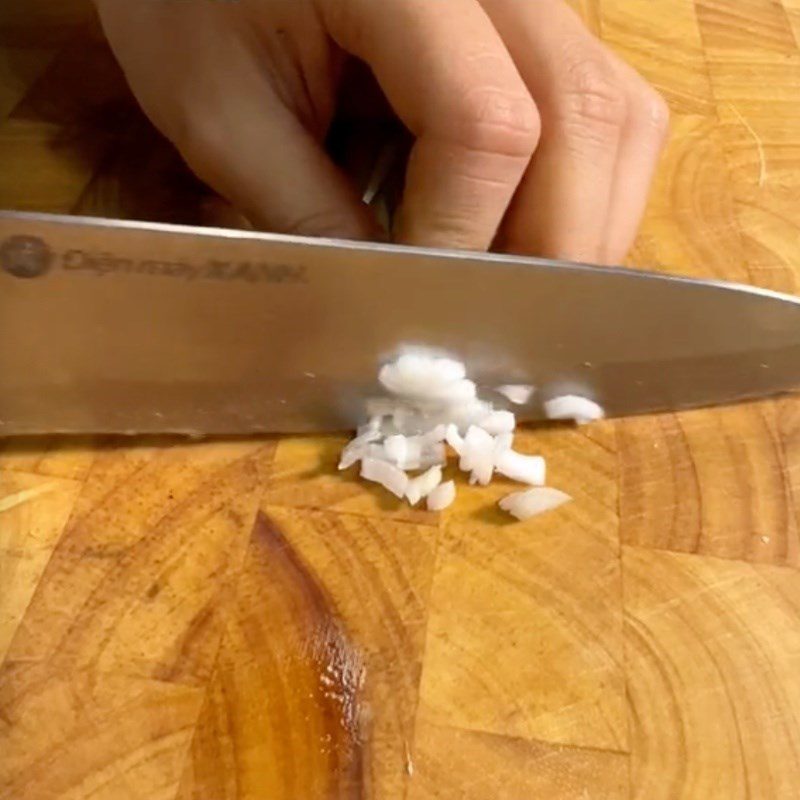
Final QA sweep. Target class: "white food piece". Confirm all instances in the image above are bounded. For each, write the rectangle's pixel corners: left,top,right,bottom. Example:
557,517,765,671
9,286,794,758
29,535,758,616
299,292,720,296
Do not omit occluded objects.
391,404,458,437
445,424,465,455
379,355,468,400
428,379,478,405
401,438,425,470
357,418,383,438
361,458,409,499
407,437,427,467
339,428,382,470
406,484,422,506
479,410,516,436
405,465,443,506
391,407,429,437
374,418,400,438
395,353,466,385
448,399,494,433
353,428,381,446
495,450,546,486
493,432,514,456
544,395,605,424
338,447,365,471
365,443,390,461
427,480,457,511
391,379,478,407
383,434,409,465
391,404,413,432
470,455,494,486
460,426,496,485
342,355,576,515
421,424,447,445
459,425,494,472
423,357,466,384
497,384,535,405
499,487,571,520
383,434,427,469
341,442,395,471
419,442,447,469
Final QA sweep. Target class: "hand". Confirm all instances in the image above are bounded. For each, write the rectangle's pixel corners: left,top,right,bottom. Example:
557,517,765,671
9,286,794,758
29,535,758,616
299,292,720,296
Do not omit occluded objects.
94,0,668,264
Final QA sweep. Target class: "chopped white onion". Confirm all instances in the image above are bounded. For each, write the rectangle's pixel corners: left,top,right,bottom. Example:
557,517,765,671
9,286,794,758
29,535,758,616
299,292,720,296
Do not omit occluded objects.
391,405,415,434
499,487,571,520
460,426,496,485
361,458,409,499
495,450,546,486
544,395,605,424
493,432,514,456
394,353,466,385
391,410,428,436
384,434,429,470
389,380,477,408
391,405,453,437
419,442,447,469
421,424,447,445
406,484,422,506
423,358,466,384
459,426,494,472
341,353,595,517
447,399,494,433
428,379,478,404
406,465,443,506
479,410,516,435
445,424,465,455
338,447,364,471
427,480,456,511
383,434,409,465
496,384,535,405
475,464,497,485
379,356,469,400
339,428,382,470
365,443,390,460
470,460,494,486
357,418,383,438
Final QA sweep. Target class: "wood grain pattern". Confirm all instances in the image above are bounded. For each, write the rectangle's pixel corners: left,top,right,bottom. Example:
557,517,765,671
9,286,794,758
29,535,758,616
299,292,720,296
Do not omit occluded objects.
417,425,624,752
2,1,800,798
619,403,800,566
176,512,365,800
600,0,716,115
407,723,628,800
0,471,81,663
5,440,274,682
624,547,800,799
1,664,203,800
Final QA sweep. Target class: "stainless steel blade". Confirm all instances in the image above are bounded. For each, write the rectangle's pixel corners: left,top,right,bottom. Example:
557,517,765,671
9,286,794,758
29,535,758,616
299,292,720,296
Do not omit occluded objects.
2,210,799,435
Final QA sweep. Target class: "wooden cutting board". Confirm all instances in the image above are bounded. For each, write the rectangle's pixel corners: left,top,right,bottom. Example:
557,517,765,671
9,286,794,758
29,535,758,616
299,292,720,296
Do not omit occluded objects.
2,2,800,798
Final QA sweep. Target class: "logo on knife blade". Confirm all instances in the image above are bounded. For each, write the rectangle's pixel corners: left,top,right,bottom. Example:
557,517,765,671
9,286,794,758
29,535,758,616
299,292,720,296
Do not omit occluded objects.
0,236,53,279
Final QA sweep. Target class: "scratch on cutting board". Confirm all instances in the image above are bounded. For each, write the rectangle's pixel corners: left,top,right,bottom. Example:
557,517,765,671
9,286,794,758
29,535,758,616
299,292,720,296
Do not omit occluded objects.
728,102,766,187
404,740,414,778
0,483,56,514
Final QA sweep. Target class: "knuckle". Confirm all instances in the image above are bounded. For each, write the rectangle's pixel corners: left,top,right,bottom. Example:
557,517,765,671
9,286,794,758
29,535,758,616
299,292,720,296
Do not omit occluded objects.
638,86,671,138
455,86,541,158
556,47,628,130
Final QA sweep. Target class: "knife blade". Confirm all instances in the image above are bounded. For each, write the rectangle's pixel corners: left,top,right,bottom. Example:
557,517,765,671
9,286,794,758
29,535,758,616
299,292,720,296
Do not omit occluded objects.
1,210,799,435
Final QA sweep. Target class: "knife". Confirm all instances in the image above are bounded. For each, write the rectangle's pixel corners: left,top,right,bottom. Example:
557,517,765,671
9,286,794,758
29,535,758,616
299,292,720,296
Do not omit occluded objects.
1,209,799,435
